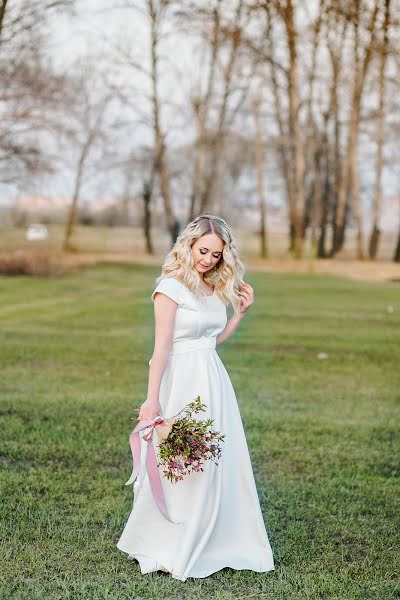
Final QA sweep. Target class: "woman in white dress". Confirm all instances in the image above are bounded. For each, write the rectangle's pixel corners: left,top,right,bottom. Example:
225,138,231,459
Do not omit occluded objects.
117,214,275,581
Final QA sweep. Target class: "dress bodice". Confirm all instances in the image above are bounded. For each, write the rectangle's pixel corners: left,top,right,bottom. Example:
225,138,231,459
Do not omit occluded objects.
151,277,228,345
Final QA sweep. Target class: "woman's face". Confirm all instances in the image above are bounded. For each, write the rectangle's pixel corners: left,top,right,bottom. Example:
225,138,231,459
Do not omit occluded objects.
191,233,224,276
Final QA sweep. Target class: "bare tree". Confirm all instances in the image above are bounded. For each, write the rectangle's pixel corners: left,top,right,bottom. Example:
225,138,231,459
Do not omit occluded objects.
369,0,391,259
262,3,296,253
0,0,9,37
147,0,180,247
394,212,400,262
331,0,379,258
5,0,399,263
317,6,348,258
62,71,112,251
71,0,181,249
304,0,325,259
252,96,268,258
274,0,306,258
0,0,74,187
198,0,245,213
182,0,249,218
188,2,221,221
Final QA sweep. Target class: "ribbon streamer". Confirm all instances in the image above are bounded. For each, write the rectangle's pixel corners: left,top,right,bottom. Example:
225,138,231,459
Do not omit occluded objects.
125,414,181,524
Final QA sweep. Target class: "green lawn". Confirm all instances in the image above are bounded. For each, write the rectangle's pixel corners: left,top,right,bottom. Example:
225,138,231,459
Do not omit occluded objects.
0,264,399,599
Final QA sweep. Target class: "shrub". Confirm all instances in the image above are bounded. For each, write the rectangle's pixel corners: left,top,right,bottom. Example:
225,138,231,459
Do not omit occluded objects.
0,250,65,277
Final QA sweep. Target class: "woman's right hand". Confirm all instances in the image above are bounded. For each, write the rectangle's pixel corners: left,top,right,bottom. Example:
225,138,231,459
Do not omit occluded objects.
137,399,162,421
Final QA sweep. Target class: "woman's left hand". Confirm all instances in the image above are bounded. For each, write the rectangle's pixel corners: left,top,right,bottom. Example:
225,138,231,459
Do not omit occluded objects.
238,282,254,314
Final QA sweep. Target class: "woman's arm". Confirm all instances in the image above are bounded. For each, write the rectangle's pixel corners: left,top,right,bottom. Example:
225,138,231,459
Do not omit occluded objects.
138,293,177,420
216,312,244,346
216,281,254,346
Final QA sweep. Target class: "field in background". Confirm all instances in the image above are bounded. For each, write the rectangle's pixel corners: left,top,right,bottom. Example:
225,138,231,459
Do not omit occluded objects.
1,225,400,284
0,265,399,599
0,224,399,261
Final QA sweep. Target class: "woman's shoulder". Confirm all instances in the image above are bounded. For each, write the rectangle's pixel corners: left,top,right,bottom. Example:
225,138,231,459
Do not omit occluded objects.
162,270,192,287
151,274,186,304
158,273,186,288
163,271,181,281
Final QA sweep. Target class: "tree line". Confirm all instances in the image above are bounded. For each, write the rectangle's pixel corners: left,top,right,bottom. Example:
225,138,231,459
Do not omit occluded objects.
1,0,399,261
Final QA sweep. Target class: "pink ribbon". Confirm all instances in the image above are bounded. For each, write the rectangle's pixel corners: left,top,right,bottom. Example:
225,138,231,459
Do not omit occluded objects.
124,415,181,524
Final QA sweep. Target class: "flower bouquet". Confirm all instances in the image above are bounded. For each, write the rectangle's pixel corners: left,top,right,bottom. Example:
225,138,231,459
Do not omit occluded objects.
157,395,225,483
125,395,225,523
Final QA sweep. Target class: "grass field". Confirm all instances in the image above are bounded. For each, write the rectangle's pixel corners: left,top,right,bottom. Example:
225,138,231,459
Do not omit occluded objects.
0,264,399,599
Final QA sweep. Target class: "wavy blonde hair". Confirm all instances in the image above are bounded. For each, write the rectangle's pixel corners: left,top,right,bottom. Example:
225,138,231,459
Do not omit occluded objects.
155,214,246,315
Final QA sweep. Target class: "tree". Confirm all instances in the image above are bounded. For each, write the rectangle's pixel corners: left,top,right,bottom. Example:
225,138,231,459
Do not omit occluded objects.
0,0,74,188
331,0,379,258
369,0,391,259
146,0,180,247
101,0,181,248
252,95,268,258
63,80,111,251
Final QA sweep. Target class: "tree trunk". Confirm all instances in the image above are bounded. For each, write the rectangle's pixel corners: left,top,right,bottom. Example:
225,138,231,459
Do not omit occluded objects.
284,0,305,259
351,146,365,259
331,0,379,257
63,191,80,252
188,5,220,222
326,12,347,257
148,0,179,246
317,112,331,258
143,181,154,255
265,3,295,254
252,98,268,258
394,224,400,263
142,148,158,255
199,0,243,213
0,0,8,38
157,132,179,245
349,9,366,261
317,176,330,258
305,0,324,261
63,139,92,252
309,145,323,260
189,99,207,222
369,0,391,259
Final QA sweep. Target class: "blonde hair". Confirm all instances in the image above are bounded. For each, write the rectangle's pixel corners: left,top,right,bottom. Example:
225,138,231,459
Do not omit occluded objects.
155,214,245,315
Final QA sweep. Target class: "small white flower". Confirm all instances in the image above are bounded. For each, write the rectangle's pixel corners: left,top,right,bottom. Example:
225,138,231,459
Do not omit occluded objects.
317,352,328,360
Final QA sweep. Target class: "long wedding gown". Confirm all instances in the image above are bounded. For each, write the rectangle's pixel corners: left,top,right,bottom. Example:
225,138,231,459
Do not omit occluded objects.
117,276,275,581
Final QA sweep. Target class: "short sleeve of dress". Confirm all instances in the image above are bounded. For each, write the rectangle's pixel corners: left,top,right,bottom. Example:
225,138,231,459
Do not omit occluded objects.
150,277,183,305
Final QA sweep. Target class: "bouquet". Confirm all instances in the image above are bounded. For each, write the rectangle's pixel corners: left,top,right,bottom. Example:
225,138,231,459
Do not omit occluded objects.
157,395,225,483
124,395,225,523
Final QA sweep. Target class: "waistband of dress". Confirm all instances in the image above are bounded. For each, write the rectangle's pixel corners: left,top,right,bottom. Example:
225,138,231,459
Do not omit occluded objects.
170,336,216,354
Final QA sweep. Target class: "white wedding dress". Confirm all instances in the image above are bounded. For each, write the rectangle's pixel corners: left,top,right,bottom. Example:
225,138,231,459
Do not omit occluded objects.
117,276,275,581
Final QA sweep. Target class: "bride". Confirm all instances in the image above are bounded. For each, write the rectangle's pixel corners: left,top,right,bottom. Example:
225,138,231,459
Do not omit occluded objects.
117,214,275,581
